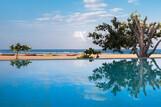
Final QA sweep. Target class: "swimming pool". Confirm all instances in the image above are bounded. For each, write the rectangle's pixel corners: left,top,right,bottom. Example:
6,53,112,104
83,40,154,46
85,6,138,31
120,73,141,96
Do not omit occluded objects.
0,59,161,107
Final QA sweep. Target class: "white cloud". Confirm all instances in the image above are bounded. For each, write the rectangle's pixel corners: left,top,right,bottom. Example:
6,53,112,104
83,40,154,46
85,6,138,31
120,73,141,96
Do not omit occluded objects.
36,17,50,21
36,14,64,22
36,10,114,25
67,11,113,23
84,0,107,10
110,8,124,13
73,31,87,41
51,15,64,22
85,3,107,10
84,0,97,3
35,0,125,26
0,0,127,49
128,0,138,4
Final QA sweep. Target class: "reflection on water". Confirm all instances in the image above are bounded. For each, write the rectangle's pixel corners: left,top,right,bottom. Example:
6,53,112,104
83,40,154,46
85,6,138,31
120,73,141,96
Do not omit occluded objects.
89,59,161,98
10,60,32,69
1,59,161,107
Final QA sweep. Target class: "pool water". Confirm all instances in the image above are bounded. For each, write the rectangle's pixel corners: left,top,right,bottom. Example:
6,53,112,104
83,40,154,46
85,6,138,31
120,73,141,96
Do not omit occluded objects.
0,59,161,107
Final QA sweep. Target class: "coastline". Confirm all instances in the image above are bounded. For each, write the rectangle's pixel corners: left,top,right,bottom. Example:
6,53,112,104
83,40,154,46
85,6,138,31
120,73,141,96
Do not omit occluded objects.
0,53,161,60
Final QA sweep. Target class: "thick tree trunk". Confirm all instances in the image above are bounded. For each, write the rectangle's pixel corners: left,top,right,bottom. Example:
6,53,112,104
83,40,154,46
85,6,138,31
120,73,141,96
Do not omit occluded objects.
137,40,161,58
138,50,148,58
133,16,148,58
137,33,148,58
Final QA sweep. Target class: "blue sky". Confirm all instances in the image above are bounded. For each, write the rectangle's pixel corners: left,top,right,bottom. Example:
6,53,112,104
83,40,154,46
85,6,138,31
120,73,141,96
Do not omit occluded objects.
0,0,161,49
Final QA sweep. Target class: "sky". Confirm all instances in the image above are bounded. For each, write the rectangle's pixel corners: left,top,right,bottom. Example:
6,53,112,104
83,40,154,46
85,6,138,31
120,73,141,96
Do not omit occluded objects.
0,0,161,49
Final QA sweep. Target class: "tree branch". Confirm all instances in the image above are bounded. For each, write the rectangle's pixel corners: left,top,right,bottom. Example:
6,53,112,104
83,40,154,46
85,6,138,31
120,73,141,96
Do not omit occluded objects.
148,39,161,56
131,43,139,57
144,23,160,54
152,59,161,70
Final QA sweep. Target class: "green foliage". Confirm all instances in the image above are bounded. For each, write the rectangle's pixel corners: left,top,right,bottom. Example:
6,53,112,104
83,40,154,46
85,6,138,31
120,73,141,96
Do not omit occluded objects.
84,48,101,56
10,43,31,53
88,13,161,57
88,17,133,53
78,48,101,60
10,43,31,59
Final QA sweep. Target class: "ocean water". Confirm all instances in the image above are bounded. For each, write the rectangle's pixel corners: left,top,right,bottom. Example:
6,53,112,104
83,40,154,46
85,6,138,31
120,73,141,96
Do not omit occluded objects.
0,59,161,107
1,49,161,54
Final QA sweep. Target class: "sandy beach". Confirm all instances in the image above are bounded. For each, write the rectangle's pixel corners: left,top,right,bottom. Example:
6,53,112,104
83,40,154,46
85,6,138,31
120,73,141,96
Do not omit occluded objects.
0,53,161,60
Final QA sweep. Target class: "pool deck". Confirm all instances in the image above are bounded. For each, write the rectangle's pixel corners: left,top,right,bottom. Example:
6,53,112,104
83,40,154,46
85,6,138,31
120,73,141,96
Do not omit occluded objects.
0,54,161,60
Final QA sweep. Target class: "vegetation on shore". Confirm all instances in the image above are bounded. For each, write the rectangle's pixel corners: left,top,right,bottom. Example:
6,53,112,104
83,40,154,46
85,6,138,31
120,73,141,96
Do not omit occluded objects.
78,48,101,60
10,43,31,59
88,13,161,58
7,13,161,59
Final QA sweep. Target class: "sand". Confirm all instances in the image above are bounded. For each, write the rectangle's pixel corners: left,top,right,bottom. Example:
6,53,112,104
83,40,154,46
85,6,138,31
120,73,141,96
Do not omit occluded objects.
0,53,161,60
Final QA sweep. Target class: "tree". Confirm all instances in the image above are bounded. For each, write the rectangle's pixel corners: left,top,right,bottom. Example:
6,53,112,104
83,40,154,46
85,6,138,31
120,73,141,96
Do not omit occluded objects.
84,48,101,58
10,43,31,59
84,48,95,56
88,13,161,57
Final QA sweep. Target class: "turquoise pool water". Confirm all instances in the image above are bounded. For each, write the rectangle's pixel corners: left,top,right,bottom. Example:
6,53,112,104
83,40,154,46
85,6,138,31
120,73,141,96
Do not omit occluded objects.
0,59,161,107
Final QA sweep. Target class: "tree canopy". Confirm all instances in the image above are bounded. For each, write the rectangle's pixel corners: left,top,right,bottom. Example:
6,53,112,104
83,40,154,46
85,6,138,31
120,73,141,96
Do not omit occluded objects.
10,43,31,59
84,48,101,56
88,13,161,57
82,48,101,60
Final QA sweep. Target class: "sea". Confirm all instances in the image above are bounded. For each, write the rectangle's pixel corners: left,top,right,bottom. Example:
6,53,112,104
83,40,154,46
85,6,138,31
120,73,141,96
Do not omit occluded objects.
1,49,161,54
